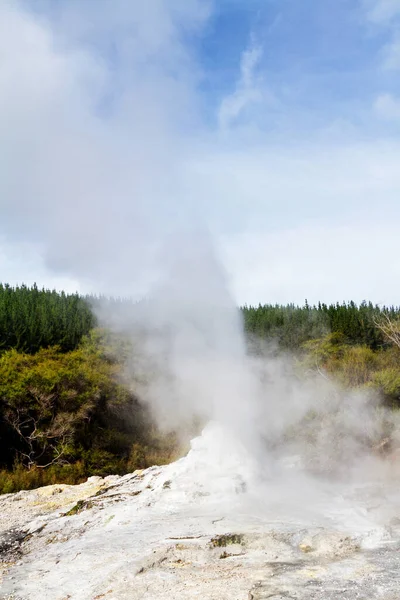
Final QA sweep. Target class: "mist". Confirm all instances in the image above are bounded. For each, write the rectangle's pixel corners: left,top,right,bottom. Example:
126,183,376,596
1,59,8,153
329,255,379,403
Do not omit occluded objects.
1,0,400,497
93,224,400,507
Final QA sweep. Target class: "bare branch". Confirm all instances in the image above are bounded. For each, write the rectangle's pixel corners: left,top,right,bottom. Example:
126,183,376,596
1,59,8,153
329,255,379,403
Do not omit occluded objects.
5,404,71,470
35,445,68,469
374,313,400,349
316,364,332,382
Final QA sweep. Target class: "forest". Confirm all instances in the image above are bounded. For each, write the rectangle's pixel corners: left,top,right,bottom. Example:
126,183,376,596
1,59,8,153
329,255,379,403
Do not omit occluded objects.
1,283,400,494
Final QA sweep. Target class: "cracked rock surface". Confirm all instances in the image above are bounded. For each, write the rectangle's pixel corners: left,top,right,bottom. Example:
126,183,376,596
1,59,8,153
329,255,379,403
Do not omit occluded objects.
1,423,400,600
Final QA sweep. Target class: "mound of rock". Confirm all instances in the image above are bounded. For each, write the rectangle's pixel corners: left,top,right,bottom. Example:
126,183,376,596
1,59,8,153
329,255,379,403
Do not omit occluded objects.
1,423,400,599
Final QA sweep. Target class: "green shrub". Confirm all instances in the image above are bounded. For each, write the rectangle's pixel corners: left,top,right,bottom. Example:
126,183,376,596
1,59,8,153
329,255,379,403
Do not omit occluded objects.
371,369,400,406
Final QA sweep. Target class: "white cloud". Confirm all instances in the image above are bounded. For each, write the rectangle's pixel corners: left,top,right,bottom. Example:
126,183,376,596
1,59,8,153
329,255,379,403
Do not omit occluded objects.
366,0,400,23
366,1,400,70
382,35,400,68
1,1,400,304
218,41,272,130
374,92,400,119
221,222,400,306
0,240,81,293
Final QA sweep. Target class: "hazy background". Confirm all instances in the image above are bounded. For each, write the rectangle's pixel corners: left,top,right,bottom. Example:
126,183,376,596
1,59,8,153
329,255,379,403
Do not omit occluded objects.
1,0,400,305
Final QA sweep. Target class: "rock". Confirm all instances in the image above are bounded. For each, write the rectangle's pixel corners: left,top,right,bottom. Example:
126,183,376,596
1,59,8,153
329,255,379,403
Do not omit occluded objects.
299,543,312,553
0,423,400,599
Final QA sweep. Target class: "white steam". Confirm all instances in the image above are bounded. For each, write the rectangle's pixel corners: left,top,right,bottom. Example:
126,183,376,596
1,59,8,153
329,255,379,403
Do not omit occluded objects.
96,230,400,493
98,232,265,455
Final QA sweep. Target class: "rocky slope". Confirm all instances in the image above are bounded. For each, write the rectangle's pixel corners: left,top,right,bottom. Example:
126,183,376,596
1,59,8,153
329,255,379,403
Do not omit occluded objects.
1,423,400,599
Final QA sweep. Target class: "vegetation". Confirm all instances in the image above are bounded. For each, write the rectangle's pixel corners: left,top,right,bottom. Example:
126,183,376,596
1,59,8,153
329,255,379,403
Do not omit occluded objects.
210,534,244,547
0,283,95,353
303,329,400,407
242,300,400,350
0,327,180,494
2,285,398,355
1,284,400,494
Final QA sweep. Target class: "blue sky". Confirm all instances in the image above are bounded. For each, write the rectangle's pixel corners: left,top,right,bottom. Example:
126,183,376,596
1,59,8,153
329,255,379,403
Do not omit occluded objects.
195,0,399,132
1,0,400,305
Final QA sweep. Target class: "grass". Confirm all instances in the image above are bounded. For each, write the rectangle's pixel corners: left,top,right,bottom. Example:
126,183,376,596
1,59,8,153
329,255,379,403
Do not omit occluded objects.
0,440,184,495
210,534,244,547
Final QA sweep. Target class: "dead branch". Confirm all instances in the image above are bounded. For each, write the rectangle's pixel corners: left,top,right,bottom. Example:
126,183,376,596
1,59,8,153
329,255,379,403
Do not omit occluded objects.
374,313,400,349
6,407,71,470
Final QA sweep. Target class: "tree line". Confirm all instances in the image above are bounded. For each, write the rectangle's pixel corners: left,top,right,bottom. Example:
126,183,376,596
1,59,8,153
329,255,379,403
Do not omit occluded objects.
242,301,400,350
0,283,95,354
1,284,399,354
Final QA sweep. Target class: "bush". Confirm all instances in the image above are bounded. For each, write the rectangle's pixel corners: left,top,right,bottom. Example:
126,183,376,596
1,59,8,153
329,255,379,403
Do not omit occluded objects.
335,346,378,387
0,330,184,493
0,461,88,494
371,369,400,407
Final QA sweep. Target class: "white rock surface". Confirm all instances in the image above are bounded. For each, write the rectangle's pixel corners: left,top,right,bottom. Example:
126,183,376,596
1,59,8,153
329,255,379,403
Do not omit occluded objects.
1,423,400,599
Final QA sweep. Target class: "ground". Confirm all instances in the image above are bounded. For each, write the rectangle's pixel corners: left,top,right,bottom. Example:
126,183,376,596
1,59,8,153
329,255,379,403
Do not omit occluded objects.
1,423,400,599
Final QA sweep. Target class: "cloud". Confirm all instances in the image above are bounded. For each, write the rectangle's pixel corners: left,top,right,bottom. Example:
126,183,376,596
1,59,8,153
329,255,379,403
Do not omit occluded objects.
193,138,400,303
0,238,81,293
218,40,271,130
1,1,400,304
221,222,400,306
374,93,400,119
382,35,400,68
366,0,400,23
366,0,400,70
